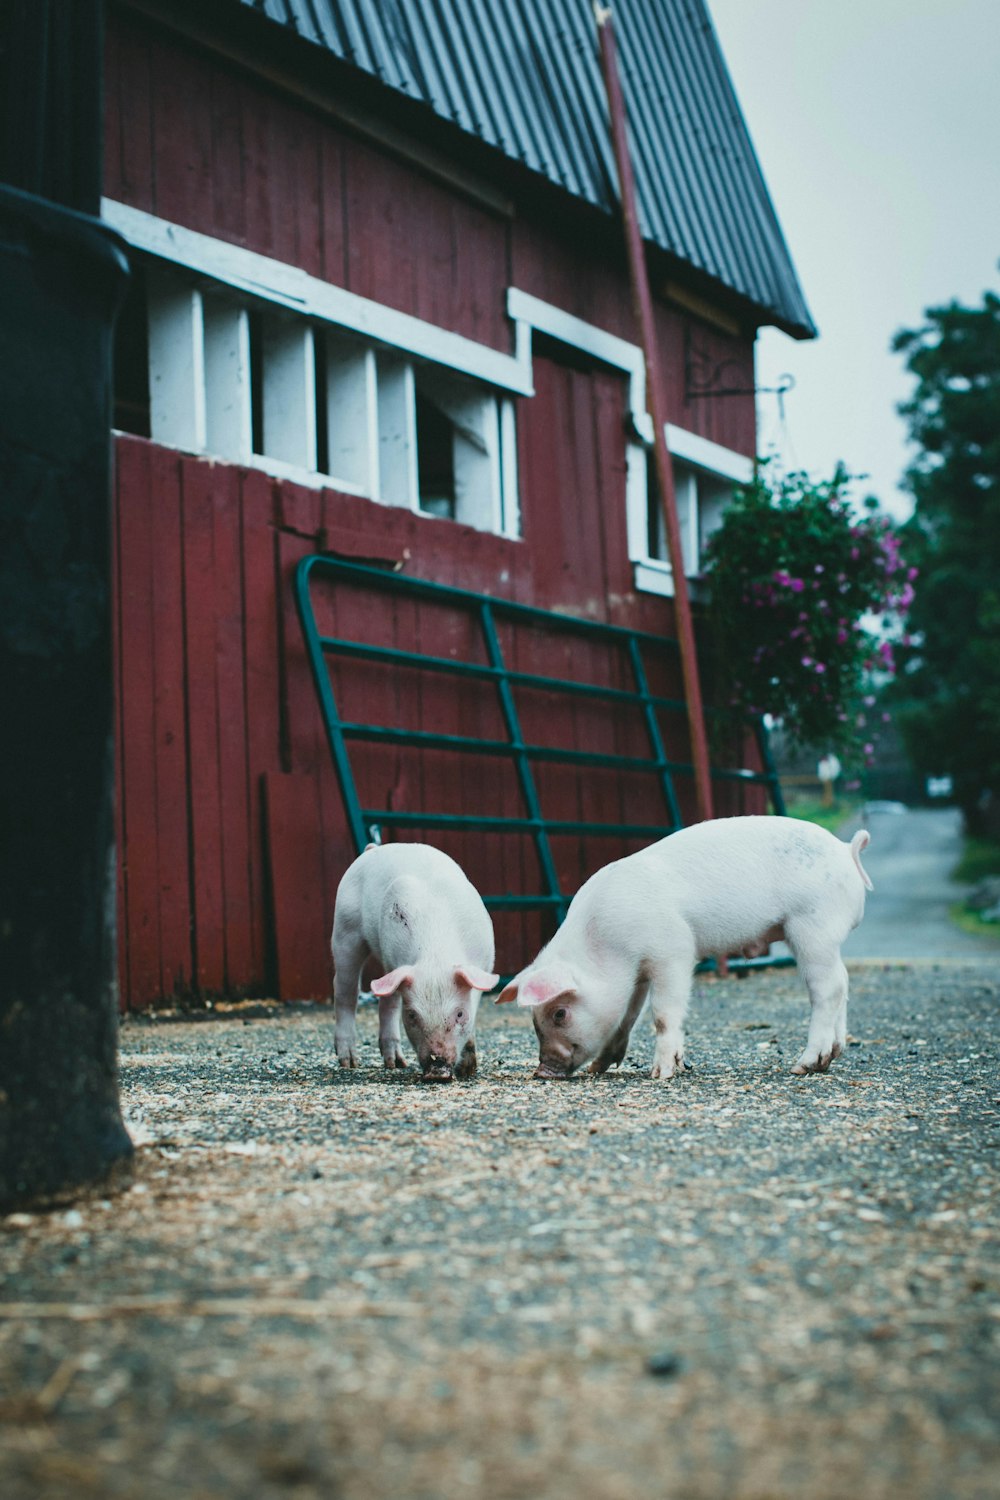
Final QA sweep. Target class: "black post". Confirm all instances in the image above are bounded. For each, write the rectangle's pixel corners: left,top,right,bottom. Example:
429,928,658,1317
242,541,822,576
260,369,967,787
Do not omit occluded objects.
0,0,133,1207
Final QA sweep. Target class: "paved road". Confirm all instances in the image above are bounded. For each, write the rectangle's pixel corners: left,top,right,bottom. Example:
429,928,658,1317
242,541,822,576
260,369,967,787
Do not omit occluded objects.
841,804,998,960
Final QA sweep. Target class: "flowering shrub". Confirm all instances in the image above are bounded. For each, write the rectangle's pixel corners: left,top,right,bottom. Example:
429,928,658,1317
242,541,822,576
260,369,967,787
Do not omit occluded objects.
701,466,914,759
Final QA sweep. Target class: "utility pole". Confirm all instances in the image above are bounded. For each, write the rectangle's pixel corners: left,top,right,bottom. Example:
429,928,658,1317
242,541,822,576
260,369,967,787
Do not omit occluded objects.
595,4,714,823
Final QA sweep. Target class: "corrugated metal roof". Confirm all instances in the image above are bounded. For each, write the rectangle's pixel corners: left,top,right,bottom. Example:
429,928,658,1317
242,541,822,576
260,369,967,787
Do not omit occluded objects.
237,0,816,337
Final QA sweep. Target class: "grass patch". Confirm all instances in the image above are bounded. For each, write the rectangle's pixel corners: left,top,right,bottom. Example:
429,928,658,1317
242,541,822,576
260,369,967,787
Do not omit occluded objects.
782,796,864,833
951,834,1000,941
949,901,1000,942
952,835,1000,884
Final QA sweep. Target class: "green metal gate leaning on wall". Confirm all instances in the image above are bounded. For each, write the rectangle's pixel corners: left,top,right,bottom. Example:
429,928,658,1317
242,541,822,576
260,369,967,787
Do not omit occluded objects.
294,555,787,975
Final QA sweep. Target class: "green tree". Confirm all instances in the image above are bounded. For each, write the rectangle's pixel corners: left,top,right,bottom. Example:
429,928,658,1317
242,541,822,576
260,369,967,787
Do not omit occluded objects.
702,465,907,760
891,285,1000,832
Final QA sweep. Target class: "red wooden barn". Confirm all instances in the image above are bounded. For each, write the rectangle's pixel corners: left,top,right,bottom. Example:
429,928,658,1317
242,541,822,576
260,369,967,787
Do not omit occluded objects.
104,0,815,1009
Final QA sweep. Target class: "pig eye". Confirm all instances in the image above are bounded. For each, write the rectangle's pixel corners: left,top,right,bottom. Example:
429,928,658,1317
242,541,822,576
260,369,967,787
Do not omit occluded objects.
553,1007,568,1024
455,1009,465,1023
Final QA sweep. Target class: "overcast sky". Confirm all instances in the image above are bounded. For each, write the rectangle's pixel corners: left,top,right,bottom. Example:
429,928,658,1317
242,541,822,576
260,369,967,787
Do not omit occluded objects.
706,0,1000,518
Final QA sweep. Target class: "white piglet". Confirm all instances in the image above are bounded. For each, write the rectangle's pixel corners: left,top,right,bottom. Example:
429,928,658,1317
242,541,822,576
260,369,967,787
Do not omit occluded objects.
497,815,872,1082
331,842,498,1082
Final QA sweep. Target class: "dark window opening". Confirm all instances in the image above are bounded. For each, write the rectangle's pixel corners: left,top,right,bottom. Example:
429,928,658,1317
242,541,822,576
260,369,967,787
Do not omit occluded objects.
112,262,150,437
248,308,265,455
647,449,666,560
416,391,455,519
314,327,329,477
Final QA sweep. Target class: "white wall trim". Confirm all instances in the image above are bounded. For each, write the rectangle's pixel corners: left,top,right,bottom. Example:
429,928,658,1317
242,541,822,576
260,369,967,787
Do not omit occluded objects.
664,424,753,484
507,286,646,408
103,199,534,398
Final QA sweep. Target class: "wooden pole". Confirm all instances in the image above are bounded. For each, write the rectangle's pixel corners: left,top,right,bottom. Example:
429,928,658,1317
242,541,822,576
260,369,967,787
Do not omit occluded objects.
594,5,714,823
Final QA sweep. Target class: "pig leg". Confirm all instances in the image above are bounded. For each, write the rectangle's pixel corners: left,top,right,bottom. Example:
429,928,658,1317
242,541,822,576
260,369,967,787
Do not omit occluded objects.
647,955,695,1081
333,935,368,1069
589,979,647,1075
454,1038,478,1080
589,1025,630,1075
378,994,407,1069
786,930,849,1075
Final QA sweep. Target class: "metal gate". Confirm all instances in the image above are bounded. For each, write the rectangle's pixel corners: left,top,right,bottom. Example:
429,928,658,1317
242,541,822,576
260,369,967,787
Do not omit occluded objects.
295,555,785,940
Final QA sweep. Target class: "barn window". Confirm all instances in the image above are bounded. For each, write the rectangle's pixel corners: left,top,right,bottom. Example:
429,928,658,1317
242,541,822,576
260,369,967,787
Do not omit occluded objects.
645,455,731,577
110,246,519,536
631,432,752,598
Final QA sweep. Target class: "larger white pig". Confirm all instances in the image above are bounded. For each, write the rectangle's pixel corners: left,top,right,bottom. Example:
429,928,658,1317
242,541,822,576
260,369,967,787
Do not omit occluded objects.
497,815,872,1081
331,842,498,1082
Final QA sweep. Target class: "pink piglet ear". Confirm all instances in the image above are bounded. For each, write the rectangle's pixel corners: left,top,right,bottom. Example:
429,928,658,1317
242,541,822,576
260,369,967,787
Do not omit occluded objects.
515,969,577,1009
370,965,416,997
494,973,523,1005
454,964,500,993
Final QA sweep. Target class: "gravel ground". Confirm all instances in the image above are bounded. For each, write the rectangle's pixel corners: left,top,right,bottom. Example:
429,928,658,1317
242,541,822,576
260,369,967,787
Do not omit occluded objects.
1,960,999,1500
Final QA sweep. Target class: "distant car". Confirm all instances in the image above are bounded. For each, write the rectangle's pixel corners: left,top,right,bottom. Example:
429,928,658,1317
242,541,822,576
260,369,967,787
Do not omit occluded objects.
863,799,907,815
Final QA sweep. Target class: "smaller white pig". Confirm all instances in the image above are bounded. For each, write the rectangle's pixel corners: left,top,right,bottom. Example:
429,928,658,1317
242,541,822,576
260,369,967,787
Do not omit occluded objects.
497,815,873,1081
331,842,498,1082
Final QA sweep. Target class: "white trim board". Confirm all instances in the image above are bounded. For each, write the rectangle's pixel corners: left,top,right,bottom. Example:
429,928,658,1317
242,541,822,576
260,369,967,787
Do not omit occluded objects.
665,425,753,484
103,199,534,398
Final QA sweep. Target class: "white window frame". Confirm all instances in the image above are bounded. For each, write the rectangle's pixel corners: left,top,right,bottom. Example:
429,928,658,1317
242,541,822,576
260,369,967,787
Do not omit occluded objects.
635,428,753,598
104,200,526,538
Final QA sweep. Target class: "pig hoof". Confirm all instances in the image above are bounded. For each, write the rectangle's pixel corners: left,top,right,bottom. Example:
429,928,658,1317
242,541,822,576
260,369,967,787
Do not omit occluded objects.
791,1049,836,1075
651,1047,684,1081
338,1050,359,1069
381,1047,407,1069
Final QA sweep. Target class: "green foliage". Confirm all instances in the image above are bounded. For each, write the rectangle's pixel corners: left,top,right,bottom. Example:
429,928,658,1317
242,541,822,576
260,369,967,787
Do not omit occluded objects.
702,465,909,760
952,836,1000,884
890,286,1000,825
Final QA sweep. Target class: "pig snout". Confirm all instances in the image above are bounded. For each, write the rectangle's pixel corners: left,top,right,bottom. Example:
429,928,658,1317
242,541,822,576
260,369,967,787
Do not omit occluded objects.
532,1061,569,1080
421,1050,455,1083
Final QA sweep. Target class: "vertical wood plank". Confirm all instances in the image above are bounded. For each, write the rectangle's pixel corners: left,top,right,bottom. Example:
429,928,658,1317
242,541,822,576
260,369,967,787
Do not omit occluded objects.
149,444,194,999
149,32,214,230
208,61,247,246
319,133,347,287
107,13,155,214
211,463,255,988
115,437,162,1007
263,771,332,1002
180,458,226,993
240,467,282,988
110,439,128,1008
